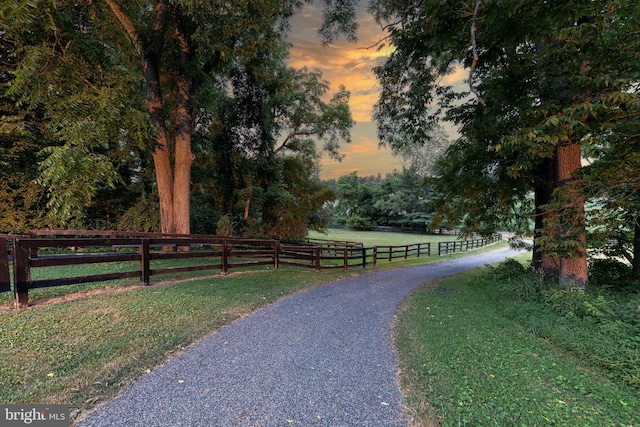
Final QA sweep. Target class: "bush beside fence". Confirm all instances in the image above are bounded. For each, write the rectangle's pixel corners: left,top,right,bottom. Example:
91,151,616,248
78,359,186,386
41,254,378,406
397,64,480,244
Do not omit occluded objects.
1,231,502,307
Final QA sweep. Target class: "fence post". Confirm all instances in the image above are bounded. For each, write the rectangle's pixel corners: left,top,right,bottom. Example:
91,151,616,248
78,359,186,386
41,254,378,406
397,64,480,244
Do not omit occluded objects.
140,239,150,286
343,248,348,270
221,239,228,275
0,238,10,293
405,245,409,259
427,242,431,257
373,247,378,267
314,247,321,272
13,238,29,308
273,241,279,271
361,247,367,268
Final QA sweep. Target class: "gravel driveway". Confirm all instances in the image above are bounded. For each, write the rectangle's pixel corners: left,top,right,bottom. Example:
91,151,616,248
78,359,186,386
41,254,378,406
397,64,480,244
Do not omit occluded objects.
77,247,520,427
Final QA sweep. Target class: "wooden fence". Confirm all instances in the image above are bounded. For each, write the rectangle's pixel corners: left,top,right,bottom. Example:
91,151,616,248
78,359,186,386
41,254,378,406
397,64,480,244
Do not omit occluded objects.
0,231,501,307
372,243,432,265
0,236,10,294
437,234,503,256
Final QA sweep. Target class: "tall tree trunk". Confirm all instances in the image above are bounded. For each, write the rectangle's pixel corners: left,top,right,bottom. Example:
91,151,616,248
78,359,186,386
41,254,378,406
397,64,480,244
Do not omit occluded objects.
172,6,195,236
556,141,588,290
108,1,195,236
153,138,175,234
107,0,179,234
172,73,193,235
533,155,559,275
145,43,175,235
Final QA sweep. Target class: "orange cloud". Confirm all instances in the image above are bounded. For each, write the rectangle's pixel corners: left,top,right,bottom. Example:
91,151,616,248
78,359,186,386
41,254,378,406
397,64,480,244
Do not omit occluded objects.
317,122,403,179
288,3,387,123
288,4,463,180
288,4,401,180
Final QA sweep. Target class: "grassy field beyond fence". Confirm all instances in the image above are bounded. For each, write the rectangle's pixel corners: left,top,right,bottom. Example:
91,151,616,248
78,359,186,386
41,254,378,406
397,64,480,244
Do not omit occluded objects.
308,228,461,246
0,229,500,308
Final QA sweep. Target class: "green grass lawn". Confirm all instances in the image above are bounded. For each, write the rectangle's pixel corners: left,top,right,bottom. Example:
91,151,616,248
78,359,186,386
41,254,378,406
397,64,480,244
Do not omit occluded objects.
4,230,633,426
395,262,640,426
308,228,466,246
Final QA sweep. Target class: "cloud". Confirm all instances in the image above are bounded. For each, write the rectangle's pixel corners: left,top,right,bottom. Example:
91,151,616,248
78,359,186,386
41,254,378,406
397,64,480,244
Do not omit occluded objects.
288,3,386,123
287,3,463,179
318,122,403,179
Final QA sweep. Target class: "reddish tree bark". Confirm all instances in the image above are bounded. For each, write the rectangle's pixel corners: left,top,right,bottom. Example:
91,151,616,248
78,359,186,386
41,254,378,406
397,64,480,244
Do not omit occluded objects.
106,0,193,235
556,141,588,290
632,215,640,284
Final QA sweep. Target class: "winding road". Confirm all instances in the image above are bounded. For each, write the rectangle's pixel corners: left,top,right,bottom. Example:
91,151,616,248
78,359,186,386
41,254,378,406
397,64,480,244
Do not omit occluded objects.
77,246,520,427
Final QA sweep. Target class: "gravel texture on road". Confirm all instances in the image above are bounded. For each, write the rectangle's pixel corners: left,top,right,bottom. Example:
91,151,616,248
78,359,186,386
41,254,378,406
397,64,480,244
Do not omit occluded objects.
77,247,520,427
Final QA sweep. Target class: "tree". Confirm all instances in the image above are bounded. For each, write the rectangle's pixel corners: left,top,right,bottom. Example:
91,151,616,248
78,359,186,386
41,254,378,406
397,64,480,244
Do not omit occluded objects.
581,117,640,283
392,124,452,178
0,33,51,231
2,2,139,226
3,0,305,234
331,169,436,230
191,37,353,239
365,0,640,290
372,169,433,228
3,0,354,237
333,172,379,228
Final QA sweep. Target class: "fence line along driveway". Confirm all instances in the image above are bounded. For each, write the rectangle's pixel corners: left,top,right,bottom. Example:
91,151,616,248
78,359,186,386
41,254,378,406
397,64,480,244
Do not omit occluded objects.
1,231,502,307
77,246,521,427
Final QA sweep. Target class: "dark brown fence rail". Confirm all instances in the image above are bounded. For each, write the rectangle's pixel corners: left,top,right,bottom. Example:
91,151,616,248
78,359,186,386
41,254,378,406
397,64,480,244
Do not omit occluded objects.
1,231,502,307
437,234,502,256
10,234,281,307
0,236,11,293
372,243,432,266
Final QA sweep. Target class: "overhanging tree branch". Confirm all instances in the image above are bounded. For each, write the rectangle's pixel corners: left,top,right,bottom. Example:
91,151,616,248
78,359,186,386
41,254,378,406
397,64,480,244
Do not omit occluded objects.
469,0,486,108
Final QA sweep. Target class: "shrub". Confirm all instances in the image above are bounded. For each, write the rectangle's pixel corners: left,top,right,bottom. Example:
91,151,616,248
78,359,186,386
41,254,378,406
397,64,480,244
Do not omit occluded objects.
487,259,640,388
216,215,235,236
488,259,548,301
589,258,636,292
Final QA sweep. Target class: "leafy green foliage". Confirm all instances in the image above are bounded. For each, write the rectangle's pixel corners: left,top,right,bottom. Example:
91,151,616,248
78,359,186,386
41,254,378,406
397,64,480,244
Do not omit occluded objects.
485,259,640,388
1,0,156,229
191,40,350,239
345,215,375,230
35,143,120,225
1,0,352,234
331,169,436,230
366,0,640,280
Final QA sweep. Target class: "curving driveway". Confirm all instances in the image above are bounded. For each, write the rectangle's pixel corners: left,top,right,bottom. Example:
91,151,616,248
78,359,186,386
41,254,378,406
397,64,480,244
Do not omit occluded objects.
77,247,520,427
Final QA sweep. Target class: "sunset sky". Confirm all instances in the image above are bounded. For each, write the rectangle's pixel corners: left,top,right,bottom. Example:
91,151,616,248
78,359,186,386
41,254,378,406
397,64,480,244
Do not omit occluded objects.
287,3,467,180
287,3,403,180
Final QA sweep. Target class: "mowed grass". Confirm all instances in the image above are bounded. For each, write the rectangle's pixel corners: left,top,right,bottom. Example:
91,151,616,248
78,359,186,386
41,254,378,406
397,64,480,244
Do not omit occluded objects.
0,268,352,420
0,229,506,422
395,263,640,426
308,228,463,246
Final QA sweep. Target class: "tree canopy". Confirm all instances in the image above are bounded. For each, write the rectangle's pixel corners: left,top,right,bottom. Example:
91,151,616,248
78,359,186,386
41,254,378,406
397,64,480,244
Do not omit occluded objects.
1,0,354,239
362,0,640,289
